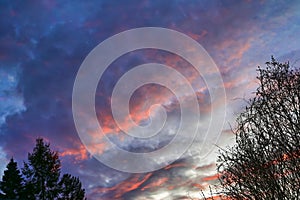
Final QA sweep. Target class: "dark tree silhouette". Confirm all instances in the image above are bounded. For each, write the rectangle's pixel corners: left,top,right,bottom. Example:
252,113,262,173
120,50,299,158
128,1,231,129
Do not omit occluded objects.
0,158,24,199
0,138,86,200
58,174,86,200
22,138,61,200
217,57,300,199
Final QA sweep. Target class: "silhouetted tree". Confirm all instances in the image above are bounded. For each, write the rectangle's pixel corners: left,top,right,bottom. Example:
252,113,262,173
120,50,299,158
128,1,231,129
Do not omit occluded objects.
0,138,86,199
217,57,300,199
0,158,24,199
22,138,61,200
58,174,86,200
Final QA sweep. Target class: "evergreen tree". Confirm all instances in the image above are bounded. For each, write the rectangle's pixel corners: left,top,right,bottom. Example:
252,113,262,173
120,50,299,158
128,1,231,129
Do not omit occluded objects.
0,137,87,199
22,138,61,200
58,174,86,200
0,158,24,199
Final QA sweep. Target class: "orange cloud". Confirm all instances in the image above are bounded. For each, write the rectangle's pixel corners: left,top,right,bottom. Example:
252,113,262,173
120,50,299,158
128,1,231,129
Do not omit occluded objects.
204,195,234,200
60,145,88,161
113,173,152,199
192,183,205,190
96,85,174,137
91,173,153,199
60,142,89,161
187,30,208,41
164,162,186,170
215,38,252,68
202,173,220,182
228,41,251,64
141,177,169,191
194,163,216,172
85,46,227,158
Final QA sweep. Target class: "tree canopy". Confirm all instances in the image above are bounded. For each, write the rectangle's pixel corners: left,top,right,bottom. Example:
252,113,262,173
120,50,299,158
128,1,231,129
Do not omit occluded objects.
22,138,61,199
0,158,23,199
0,138,86,200
58,174,85,200
217,57,300,199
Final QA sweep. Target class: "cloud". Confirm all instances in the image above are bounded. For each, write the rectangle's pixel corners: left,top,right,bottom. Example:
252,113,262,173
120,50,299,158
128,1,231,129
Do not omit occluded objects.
60,142,89,162
88,173,153,199
0,65,25,128
86,128,234,199
0,147,8,178
0,0,300,199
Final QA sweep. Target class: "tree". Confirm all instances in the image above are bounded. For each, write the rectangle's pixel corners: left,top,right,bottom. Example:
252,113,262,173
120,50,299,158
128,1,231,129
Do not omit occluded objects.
22,138,61,200
217,57,300,199
58,174,86,200
21,137,86,199
0,158,24,199
0,138,86,199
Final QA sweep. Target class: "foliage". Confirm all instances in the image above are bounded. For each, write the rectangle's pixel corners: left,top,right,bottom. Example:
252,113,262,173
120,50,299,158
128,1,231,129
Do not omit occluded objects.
22,138,61,200
58,174,86,200
0,138,86,200
0,158,24,199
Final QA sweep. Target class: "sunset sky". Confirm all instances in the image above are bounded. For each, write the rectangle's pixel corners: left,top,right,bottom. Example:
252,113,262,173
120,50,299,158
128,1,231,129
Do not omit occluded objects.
1,0,300,199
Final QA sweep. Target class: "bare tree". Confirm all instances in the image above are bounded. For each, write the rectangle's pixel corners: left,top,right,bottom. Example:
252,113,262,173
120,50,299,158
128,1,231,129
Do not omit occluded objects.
217,57,300,199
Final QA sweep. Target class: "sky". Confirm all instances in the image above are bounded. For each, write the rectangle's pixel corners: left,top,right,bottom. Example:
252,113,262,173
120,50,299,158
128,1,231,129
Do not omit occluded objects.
1,0,300,199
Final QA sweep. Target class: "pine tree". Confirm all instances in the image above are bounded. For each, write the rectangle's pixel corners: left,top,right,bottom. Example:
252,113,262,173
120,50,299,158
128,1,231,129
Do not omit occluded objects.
22,138,61,200
0,158,24,199
58,174,86,200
